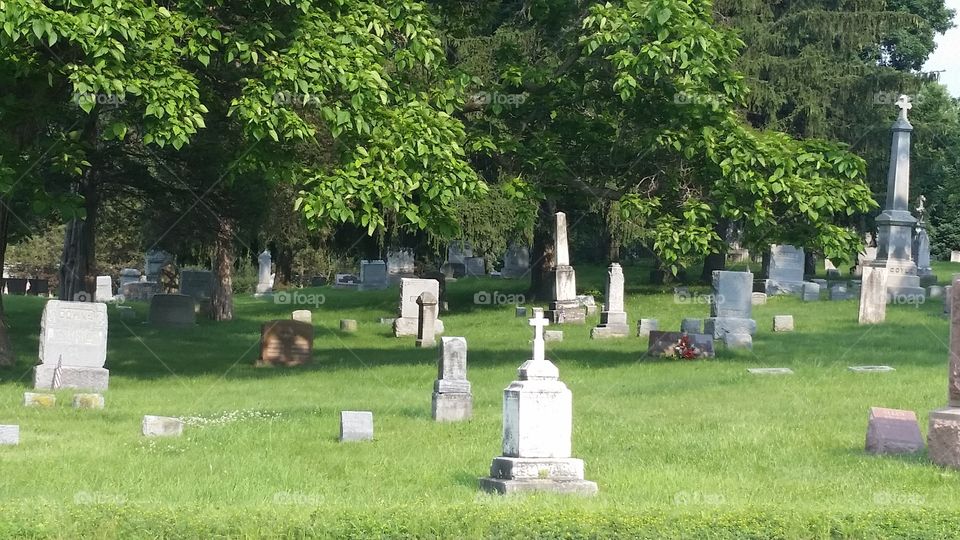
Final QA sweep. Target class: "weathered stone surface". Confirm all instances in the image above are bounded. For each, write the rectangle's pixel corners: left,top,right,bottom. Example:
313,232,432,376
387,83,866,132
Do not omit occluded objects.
416,292,439,348
359,260,388,290
72,393,105,410
339,319,357,332
340,411,373,442
858,265,889,324
646,331,714,358
179,270,214,300
704,317,757,339
515,306,527,317
464,257,486,277
394,278,442,337
121,281,160,302
848,366,896,373
929,286,945,299
680,318,702,334
432,393,472,422
636,319,658,337
802,282,821,302
544,330,563,342
773,315,794,332
291,310,312,323
929,408,960,468
256,250,273,295
148,294,196,327
393,317,443,337
952,251,960,263
23,392,56,408
751,292,767,305
501,244,530,279
592,264,628,339
39,300,108,368
748,368,793,375
387,248,415,276
0,425,19,445
723,333,753,349
142,415,183,437
95,275,114,302
258,320,313,367
33,365,109,391
865,407,923,455
829,284,853,301
479,477,598,495
765,245,806,295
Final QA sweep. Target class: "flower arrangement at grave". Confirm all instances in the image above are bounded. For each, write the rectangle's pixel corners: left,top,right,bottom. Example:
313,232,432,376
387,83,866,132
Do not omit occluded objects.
673,334,703,360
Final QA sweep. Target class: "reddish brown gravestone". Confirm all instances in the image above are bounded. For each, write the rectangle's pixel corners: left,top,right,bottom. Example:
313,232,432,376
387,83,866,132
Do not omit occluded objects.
865,407,924,455
258,320,314,367
646,331,714,358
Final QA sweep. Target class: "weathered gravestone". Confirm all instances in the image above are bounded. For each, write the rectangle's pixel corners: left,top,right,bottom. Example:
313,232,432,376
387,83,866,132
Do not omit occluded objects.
333,273,359,289
386,248,415,276
680,318,702,334
751,292,767,306
34,300,109,391
646,331,714,358
4,278,26,295
442,241,471,278
865,407,924,455
291,310,312,324
802,282,821,302
94,276,113,302
359,260,388,291
27,278,49,296
73,393,105,410
952,251,960,263
501,244,530,279
747,368,794,375
545,212,585,324
849,366,896,373
255,250,273,296
773,315,794,332
858,265,889,324
148,294,196,327
763,245,807,296
704,271,756,340
415,292,439,348
636,319,658,338
829,284,852,301
464,257,486,277
0,425,19,445
119,268,141,288
432,337,472,422
339,411,373,442
591,263,629,339
257,320,313,367
928,276,960,468
393,278,443,337
144,249,172,283
23,392,55,408
544,330,563,342
478,312,598,495
142,415,183,437
339,319,357,332
179,270,214,300
122,281,160,302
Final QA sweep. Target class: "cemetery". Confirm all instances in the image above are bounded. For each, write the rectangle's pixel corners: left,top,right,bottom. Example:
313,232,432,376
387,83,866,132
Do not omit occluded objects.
4,1,960,538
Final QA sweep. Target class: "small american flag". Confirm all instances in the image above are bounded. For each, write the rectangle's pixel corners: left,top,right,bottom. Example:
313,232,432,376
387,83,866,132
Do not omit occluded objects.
52,356,63,390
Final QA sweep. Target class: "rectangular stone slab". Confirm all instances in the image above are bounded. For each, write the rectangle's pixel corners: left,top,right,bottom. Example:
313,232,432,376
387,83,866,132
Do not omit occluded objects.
865,407,923,455
340,411,373,442
747,368,794,375
646,331,714,358
848,366,895,373
478,477,597,495
0,425,19,445
928,407,960,468
33,365,109,391
258,320,313,367
39,300,108,368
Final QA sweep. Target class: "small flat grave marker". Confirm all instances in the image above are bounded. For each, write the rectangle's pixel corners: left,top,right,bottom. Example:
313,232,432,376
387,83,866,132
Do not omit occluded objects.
865,407,924,455
340,411,373,442
23,392,56,408
142,415,183,437
0,425,19,445
849,366,895,373
747,368,794,375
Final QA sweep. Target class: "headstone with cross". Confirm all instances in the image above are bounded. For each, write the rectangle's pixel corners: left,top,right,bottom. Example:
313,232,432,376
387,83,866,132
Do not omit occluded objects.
478,309,598,495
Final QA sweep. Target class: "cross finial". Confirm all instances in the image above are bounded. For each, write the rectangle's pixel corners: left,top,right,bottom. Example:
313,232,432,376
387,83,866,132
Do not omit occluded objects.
529,311,550,362
896,95,912,120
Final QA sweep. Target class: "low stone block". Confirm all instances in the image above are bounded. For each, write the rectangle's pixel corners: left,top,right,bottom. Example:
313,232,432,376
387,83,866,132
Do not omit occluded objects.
292,310,312,323
636,319,658,337
33,365,109,392
340,319,358,332
748,368,793,375
515,306,527,317
340,411,373,442
23,392,56,408
0,425,19,445
393,317,444,337
802,282,821,302
490,457,585,480
142,415,183,437
72,393,105,410
848,366,895,373
723,333,753,349
751,292,767,305
544,330,563,342
590,324,629,339
680,318,702,334
929,286,945,299
865,407,923,455
929,408,960,468
773,315,794,332
148,294,196,326
431,393,472,422
478,477,598,495
704,317,757,339
379,317,396,325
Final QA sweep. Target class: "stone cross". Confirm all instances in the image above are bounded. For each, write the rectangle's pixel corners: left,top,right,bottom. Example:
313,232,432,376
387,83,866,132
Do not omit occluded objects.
896,94,912,120
529,312,550,362
950,276,960,407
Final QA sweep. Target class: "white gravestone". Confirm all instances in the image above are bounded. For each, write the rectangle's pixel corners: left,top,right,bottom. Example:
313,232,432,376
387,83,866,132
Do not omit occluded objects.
432,337,472,421
255,250,273,295
340,411,373,442
591,263,629,338
393,278,444,337
545,212,585,324
34,300,109,391
478,312,598,495
94,276,113,302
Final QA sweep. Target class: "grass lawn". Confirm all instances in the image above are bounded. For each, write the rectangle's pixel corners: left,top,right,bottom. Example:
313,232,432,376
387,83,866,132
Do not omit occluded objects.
1,261,959,538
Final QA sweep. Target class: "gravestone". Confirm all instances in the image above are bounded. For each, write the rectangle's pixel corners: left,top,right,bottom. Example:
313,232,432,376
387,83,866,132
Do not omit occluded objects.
179,270,214,300
122,281,160,302
515,307,527,317
255,250,273,295
854,246,879,277
928,276,960,468
873,96,925,301
119,268,141,288
829,284,852,301
591,263,629,338
858,265,889,324
292,310,312,324
763,245,807,296
914,223,937,285
636,319,658,337
464,257,486,277
258,320,313,367
576,295,597,315
386,249,415,276
95,276,113,302
930,286,945,300
144,249,172,282
501,244,530,279
142,415,183,437
704,271,756,339
4,278,26,295
802,282,821,302
432,337,472,422
773,315,794,332
340,319,357,332
27,278,49,296
148,294,196,327
545,212,585,324
478,312,598,495
23,392,56,408
34,300,109,391
340,411,373,442
334,273,360,289
723,333,753,350
416,292,439,348
748,368,793,375
848,366,896,373
73,393,105,410
443,241,471,278
393,278,443,337
865,407,924,455
359,260,388,290
680,318,702,334
953,251,960,263
751,292,767,305
646,331,714,358
0,425,19,445
544,330,563,342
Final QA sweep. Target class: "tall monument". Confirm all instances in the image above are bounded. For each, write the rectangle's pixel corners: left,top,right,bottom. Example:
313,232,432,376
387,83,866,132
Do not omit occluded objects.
873,95,924,301
544,212,585,324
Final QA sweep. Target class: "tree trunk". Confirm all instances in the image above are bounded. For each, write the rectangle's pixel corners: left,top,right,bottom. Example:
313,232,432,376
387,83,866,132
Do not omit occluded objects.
272,244,293,287
58,218,88,301
82,179,99,280
210,216,235,321
527,199,555,301
0,202,14,367
699,218,729,283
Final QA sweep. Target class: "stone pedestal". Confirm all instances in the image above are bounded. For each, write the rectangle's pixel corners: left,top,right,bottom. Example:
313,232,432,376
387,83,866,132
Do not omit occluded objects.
479,313,597,495
928,276,960,468
33,365,109,391
591,263,629,338
431,337,472,422
545,267,585,324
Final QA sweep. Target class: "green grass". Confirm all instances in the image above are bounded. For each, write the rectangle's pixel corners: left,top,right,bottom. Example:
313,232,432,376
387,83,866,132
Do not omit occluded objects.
1,261,959,538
